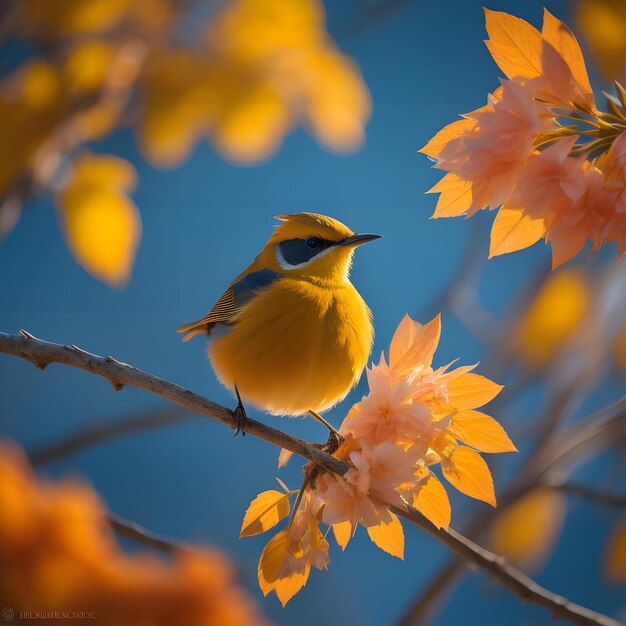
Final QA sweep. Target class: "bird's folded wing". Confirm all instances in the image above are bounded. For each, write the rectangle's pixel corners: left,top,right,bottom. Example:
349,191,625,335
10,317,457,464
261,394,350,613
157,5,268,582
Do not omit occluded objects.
177,268,280,341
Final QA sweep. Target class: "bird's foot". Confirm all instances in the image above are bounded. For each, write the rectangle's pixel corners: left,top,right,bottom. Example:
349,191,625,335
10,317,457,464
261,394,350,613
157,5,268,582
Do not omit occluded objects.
233,385,247,436
308,410,344,455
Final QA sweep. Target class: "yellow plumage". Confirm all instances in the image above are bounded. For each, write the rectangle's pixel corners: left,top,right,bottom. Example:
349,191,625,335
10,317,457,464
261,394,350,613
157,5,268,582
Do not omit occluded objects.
178,213,379,416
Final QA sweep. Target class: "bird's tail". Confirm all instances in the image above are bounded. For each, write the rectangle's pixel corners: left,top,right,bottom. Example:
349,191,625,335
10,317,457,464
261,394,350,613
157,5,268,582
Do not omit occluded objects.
177,320,209,342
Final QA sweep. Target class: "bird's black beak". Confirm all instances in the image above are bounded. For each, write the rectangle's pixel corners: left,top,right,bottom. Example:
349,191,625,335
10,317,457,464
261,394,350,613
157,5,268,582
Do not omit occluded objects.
339,233,383,247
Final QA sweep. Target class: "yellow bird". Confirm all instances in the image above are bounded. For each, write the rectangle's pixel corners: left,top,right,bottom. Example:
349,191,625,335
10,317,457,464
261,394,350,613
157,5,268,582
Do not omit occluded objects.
178,212,381,433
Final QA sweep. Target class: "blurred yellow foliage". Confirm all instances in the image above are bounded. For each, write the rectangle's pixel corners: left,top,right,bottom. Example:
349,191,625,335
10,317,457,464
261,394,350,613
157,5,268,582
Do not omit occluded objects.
57,154,141,288
4,0,370,287
516,270,591,368
576,0,626,81
0,440,269,625
63,41,117,93
606,521,626,582
490,488,566,570
139,0,370,167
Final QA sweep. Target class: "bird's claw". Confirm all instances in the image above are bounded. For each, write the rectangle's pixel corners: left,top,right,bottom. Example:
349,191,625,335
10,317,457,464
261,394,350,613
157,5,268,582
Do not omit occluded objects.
308,410,343,454
319,429,344,455
233,385,247,436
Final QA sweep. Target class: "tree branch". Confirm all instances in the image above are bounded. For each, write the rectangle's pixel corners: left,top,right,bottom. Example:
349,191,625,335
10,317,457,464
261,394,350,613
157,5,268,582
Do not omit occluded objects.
392,504,623,626
0,330,349,477
1,329,623,626
397,394,626,626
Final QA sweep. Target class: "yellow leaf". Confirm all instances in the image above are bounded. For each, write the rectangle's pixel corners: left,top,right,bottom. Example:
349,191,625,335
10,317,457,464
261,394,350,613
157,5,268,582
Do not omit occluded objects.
412,474,451,530
420,118,476,159
393,314,441,374
448,410,516,453
606,521,626,582
70,154,137,193
304,51,371,153
59,185,141,288
490,488,566,570
489,207,546,258
517,270,590,368
441,446,496,506
257,529,289,594
240,490,290,538
214,81,292,164
332,521,352,551
542,9,594,108
19,61,61,109
366,512,404,559
484,9,543,79
446,373,503,410
64,41,115,93
141,107,199,169
429,174,474,218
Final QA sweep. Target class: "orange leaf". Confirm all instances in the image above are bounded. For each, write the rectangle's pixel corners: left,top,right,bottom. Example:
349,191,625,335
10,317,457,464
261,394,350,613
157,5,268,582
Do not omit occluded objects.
447,410,516,453
441,446,496,506
446,373,503,410
420,117,476,158
542,9,595,108
332,521,352,551
389,314,422,368
412,474,451,530
489,207,546,258
274,571,309,607
429,174,474,218
484,9,543,79
366,512,404,559
393,314,441,374
606,521,626,582
490,488,566,569
257,530,310,606
240,490,290,538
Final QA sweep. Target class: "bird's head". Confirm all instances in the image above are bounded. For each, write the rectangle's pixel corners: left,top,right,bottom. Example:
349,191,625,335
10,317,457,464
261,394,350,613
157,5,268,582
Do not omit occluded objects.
264,213,381,281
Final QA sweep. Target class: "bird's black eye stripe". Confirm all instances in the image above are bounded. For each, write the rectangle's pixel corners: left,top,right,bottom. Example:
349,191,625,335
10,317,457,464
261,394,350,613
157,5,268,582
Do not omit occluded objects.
278,237,335,266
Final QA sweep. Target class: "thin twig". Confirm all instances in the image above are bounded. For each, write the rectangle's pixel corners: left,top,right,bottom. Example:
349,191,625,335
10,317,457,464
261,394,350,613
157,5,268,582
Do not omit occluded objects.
1,329,623,626
106,512,190,555
30,407,194,467
544,479,626,510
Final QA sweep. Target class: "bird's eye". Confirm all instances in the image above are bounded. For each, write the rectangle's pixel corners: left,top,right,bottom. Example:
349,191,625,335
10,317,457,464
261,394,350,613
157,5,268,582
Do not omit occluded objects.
305,237,321,249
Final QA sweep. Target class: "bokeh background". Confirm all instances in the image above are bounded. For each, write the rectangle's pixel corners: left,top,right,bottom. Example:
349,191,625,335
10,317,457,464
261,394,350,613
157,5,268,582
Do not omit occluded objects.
1,1,625,624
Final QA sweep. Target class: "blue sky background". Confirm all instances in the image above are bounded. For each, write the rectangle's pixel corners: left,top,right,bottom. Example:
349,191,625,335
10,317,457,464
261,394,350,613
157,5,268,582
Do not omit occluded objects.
1,1,625,624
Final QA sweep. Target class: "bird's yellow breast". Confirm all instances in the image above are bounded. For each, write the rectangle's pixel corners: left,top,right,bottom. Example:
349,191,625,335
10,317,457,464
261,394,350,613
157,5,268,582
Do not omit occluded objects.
208,277,373,416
